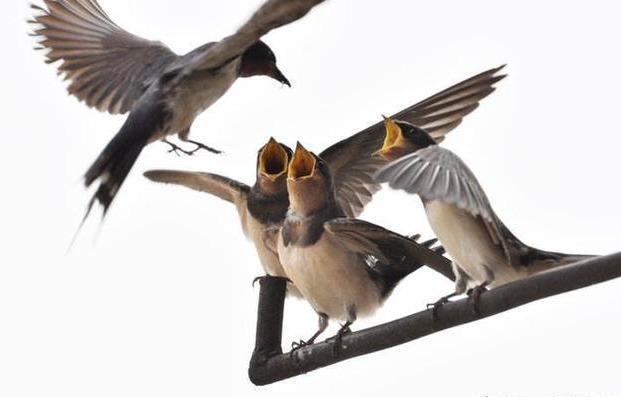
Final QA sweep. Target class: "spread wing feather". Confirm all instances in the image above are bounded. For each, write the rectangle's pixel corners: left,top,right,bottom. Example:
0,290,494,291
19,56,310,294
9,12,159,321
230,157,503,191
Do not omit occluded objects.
376,145,512,261
324,218,454,281
143,170,250,205
30,0,179,114
319,66,505,218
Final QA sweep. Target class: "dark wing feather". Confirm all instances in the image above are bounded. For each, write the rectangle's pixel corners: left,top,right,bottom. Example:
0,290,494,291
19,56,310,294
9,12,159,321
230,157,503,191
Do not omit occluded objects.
393,65,506,142
143,170,250,205
185,0,325,73
375,145,511,262
30,0,179,114
324,218,454,284
320,139,386,218
319,66,506,218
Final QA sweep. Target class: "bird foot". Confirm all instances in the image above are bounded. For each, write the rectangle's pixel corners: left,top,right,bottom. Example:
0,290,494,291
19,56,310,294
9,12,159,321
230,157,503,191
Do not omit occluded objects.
289,338,315,358
163,140,194,156
330,323,352,357
252,276,266,287
163,140,222,156
185,139,223,155
252,275,292,287
466,283,488,316
426,294,455,321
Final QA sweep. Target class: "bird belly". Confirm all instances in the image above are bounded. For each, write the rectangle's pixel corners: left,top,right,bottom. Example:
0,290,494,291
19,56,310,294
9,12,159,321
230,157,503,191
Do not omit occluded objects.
241,211,287,277
425,201,508,286
166,59,241,136
278,233,381,321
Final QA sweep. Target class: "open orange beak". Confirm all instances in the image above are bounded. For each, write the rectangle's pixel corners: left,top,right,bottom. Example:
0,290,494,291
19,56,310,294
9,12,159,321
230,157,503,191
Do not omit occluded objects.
258,137,289,181
373,115,404,158
288,142,316,180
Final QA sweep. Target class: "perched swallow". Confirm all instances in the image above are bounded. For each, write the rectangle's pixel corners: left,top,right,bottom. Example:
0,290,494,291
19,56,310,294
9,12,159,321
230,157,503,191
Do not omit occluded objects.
144,66,504,301
144,138,300,296
375,119,596,310
275,143,450,350
294,65,507,218
30,0,291,222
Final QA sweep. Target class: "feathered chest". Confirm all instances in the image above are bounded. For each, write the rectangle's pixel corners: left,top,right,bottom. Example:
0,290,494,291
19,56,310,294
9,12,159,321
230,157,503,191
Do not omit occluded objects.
246,192,289,226
166,59,241,132
281,214,328,248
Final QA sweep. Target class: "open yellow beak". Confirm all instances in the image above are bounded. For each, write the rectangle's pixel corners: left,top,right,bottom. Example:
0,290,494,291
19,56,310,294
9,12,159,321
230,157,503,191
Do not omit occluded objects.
373,116,404,157
373,115,408,159
288,142,316,180
259,137,289,181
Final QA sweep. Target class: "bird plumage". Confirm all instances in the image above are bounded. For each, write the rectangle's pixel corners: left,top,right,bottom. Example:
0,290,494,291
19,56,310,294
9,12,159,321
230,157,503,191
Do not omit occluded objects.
278,143,449,343
30,0,292,225
319,65,507,217
144,139,299,295
376,143,596,292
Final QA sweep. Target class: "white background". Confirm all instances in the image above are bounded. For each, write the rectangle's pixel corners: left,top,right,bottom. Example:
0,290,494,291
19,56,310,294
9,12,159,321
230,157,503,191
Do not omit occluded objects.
2,0,620,396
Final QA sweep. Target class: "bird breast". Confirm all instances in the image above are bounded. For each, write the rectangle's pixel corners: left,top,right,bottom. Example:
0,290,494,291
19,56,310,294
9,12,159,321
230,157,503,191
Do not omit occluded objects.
166,58,241,134
277,231,382,321
239,206,287,278
424,200,510,286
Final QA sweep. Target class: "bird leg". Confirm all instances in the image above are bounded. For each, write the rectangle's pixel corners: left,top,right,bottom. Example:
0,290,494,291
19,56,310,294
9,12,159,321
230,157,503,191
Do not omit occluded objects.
184,139,223,155
163,140,196,156
331,321,353,357
163,139,222,156
290,313,329,357
427,292,460,321
466,282,489,316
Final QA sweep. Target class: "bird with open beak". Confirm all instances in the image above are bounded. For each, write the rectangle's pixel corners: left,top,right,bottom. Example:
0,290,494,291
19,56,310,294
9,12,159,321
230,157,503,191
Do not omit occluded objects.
288,65,507,219
374,118,596,312
145,65,505,303
144,138,300,296
275,143,451,351
30,0,291,224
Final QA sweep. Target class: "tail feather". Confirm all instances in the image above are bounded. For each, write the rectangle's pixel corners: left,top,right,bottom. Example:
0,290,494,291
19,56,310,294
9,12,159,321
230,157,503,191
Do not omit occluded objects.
522,247,598,275
82,98,167,221
83,138,145,224
90,143,145,213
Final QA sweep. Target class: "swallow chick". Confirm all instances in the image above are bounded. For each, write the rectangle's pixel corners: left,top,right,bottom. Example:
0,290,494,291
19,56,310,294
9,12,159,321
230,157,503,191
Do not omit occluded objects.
291,65,508,220
29,0,290,221
141,63,497,298
144,138,300,296
375,118,596,313
276,143,449,353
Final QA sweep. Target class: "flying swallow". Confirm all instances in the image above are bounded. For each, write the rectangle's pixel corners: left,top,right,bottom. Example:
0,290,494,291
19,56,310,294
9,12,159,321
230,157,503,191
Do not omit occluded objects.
29,0,294,223
375,118,596,311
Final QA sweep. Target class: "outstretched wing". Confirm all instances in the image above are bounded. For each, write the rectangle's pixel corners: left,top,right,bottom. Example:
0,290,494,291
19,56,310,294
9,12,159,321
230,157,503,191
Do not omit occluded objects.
320,141,385,219
144,170,250,205
392,65,506,143
185,0,325,73
324,218,454,282
319,66,506,218
30,0,179,114
375,145,510,261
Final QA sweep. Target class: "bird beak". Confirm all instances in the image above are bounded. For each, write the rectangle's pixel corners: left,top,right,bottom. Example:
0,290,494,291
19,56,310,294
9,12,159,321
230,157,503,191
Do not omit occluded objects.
270,65,291,87
259,137,289,181
288,142,316,180
373,115,403,158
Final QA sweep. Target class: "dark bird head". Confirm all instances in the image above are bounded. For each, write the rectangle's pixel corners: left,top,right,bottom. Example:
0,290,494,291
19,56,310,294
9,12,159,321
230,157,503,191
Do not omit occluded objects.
287,142,335,216
374,116,436,161
240,40,291,87
255,137,292,196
